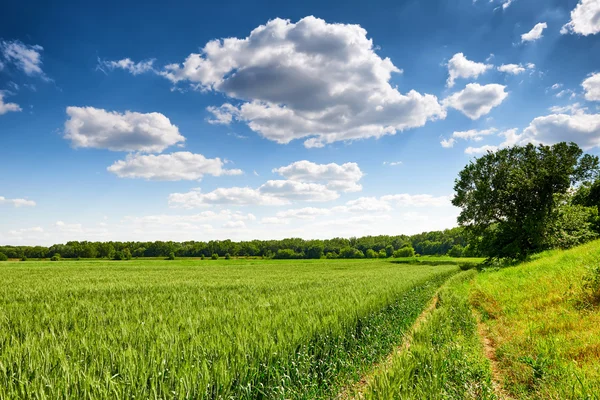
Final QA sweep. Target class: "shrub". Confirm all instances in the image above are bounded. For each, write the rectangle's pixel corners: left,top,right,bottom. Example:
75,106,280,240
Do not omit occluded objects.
325,252,338,259
21,256,27,262
123,248,132,260
0,252,7,261
393,247,415,258
365,249,378,259
339,247,364,259
211,253,219,260
113,251,124,261
378,249,387,258
201,255,205,260
168,252,176,260
274,249,301,259
51,253,61,261
225,253,231,260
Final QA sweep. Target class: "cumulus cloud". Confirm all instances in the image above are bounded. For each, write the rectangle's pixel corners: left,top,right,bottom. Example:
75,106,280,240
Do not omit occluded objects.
440,137,456,148
549,103,587,114
334,197,393,212
259,180,339,202
8,227,43,236
497,63,534,75
446,52,492,88
64,106,185,152
0,196,36,207
561,0,600,36
275,207,333,219
158,16,445,147
521,112,600,150
465,145,499,154
107,152,243,180
0,40,49,79
98,58,156,75
223,220,246,229
272,160,363,192
521,22,548,42
0,92,21,115
443,83,508,119
582,72,600,101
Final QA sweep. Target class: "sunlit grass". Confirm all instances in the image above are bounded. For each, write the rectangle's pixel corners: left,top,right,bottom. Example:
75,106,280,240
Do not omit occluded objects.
471,240,600,399
0,258,456,399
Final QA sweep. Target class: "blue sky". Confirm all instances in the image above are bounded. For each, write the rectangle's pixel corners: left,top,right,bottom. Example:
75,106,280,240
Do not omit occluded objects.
1,0,600,245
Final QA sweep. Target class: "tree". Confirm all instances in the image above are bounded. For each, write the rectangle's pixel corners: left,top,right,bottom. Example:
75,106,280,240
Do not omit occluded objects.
51,253,61,261
365,249,378,258
211,253,219,260
168,252,176,260
378,249,387,258
0,252,7,261
393,247,415,257
453,142,599,260
447,244,464,258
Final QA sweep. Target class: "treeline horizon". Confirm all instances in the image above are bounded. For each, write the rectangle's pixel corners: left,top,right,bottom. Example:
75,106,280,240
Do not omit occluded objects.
0,227,476,260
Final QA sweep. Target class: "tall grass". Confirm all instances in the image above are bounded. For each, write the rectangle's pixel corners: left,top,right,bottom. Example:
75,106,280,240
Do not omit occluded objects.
471,240,600,399
359,270,496,399
0,259,456,399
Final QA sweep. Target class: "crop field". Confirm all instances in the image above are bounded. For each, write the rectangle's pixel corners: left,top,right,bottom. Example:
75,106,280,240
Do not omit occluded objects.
0,258,457,399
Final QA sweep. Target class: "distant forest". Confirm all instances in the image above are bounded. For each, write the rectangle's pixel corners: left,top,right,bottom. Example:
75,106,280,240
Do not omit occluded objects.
0,227,473,260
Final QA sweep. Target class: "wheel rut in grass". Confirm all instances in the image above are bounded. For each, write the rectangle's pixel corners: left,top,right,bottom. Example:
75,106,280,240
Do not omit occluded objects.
337,292,440,399
476,320,515,400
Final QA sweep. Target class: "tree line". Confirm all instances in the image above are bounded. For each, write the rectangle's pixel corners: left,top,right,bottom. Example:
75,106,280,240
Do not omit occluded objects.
0,227,474,260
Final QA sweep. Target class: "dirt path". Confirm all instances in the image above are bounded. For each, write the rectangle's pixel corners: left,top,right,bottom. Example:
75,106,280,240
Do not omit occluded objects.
336,293,440,400
476,319,514,400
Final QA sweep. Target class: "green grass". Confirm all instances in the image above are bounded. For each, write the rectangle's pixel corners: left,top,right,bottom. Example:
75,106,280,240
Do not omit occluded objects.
390,256,485,266
359,270,496,400
471,240,600,399
0,258,457,399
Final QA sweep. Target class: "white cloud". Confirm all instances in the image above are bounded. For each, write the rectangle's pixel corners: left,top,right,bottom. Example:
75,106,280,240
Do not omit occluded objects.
582,72,600,101
497,64,527,74
168,187,287,207
335,197,393,212
0,196,36,207
272,160,363,192
521,112,600,150
159,16,445,147
259,180,339,202
440,137,456,148
8,227,43,236
383,161,403,166
0,40,48,79
223,220,246,229
465,145,499,154
107,152,243,181
521,22,548,42
443,83,508,119
555,89,575,98
276,207,332,219
260,217,290,225
551,83,563,90
0,92,21,115
64,106,185,152
98,58,156,75
502,0,514,10
55,221,84,233
380,194,451,207
446,52,492,88
561,0,600,36
452,127,497,141
549,103,587,114
168,179,338,208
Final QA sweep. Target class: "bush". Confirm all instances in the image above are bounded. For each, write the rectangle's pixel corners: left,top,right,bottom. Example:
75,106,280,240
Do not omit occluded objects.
378,249,387,258
339,247,364,259
393,247,415,258
211,253,219,260
20,256,27,262
225,253,231,260
51,253,61,261
0,252,7,261
113,251,124,261
201,255,205,260
325,252,338,259
168,252,176,260
274,249,302,259
365,249,378,259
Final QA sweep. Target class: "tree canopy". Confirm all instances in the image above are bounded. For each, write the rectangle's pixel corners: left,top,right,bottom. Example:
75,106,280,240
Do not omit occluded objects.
452,142,599,260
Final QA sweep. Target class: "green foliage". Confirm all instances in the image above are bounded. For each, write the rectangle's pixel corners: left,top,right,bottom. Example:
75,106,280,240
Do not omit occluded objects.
378,249,387,258
224,253,231,260
0,252,7,261
546,200,598,249
447,244,465,258
274,248,303,259
20,256,27,262
50,253,61,261
393,247,415,258
365,248,378,258
0,259,456,399
167,252,176,260
339,246,364,258
211,253,219,260
453,142,599,260
582,264,600,305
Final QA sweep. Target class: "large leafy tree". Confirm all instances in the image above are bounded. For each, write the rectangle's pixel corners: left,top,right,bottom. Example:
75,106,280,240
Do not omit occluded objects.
452,142,599,260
